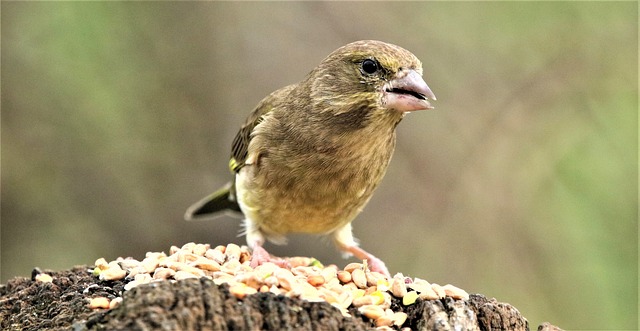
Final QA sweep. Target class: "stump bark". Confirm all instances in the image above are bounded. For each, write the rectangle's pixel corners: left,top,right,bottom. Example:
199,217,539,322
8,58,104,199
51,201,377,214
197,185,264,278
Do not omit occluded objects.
0,266,560,331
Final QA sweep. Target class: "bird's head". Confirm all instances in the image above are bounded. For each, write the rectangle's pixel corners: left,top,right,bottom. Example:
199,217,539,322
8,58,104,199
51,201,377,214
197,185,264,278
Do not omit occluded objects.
306,40,436,122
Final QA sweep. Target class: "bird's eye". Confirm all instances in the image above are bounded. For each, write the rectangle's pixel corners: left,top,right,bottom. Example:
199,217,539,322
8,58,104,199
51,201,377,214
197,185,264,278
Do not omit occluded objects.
361,59,379,74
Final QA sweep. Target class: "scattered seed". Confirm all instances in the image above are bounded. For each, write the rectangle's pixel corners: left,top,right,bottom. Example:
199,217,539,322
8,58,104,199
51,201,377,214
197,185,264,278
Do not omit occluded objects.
402,291,419,306
358,304,385,320
181,242,196,252
307,275,325,287
390,277,407,298
351,268,367,289
205,248,226,264
375,315,394,327
430,283,446,299
337,270,352,283
343,262,363,273
352,295,376,307
91,242,471,325
109,297,123,309
225,243,241,261
152,267,176,280
174,270,198,280
99,266,126,281
88,297,110,309
417,285,439,300
443,284,469,300
192,258,221,272
392,312,408,326
192,243,209,256
94,258,109,271
35,273,53,283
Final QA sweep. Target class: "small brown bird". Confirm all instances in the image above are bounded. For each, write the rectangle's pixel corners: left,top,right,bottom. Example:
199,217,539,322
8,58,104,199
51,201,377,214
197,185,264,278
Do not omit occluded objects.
185,40,436,276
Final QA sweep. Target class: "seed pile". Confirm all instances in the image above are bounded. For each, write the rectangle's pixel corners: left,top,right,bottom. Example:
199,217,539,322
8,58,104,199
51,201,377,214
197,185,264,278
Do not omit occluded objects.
91,242,468,329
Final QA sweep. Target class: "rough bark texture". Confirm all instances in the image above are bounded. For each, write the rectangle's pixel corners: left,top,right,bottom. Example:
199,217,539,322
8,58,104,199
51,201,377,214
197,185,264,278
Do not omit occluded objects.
0,266,561,331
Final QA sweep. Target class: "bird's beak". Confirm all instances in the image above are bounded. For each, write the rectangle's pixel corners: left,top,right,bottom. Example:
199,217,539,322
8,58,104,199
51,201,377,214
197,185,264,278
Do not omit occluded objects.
382,69,436,112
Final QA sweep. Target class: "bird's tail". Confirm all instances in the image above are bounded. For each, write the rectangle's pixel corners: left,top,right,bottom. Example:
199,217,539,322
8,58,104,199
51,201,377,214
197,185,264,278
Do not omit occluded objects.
184,182,242,220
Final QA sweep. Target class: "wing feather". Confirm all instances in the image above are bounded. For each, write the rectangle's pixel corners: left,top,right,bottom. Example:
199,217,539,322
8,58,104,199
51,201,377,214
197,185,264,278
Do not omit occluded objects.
229,84,296,173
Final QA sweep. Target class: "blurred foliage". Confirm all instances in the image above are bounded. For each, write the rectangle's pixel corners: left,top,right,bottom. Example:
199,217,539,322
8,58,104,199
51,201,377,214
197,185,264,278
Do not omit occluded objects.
1,2,637,329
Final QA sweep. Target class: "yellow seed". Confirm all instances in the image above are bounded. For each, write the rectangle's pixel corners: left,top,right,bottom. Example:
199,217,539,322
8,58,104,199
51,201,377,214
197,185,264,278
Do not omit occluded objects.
365,285,378,295
402,291,419,306
366,271,386,287
351,288,365,299
94,258,109,271
376,278,390,292
309,258,324,268
369,291,385,305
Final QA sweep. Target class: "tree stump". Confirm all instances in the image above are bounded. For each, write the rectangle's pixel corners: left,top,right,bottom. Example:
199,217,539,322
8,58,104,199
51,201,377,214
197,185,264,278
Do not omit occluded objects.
0,266,561,331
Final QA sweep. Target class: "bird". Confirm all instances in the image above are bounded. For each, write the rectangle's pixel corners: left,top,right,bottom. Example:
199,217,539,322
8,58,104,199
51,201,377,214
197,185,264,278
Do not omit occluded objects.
185,40,436,277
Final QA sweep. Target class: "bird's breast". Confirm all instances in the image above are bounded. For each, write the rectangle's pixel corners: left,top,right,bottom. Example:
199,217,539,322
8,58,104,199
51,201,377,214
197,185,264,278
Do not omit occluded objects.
238,125,396,235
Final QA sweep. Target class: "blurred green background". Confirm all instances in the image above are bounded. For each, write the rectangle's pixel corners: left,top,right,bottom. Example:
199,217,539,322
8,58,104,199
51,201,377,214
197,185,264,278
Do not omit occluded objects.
1,2,637,329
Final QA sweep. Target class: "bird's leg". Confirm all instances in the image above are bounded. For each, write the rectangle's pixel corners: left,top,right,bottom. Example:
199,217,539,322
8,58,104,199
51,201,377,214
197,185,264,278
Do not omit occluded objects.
249,244,272,268
332,223,390,277
245,218,289,269
344,245,390,277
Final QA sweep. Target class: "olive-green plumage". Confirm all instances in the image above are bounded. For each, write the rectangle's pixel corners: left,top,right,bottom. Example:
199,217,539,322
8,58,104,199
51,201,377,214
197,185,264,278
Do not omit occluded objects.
186,40,436,275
